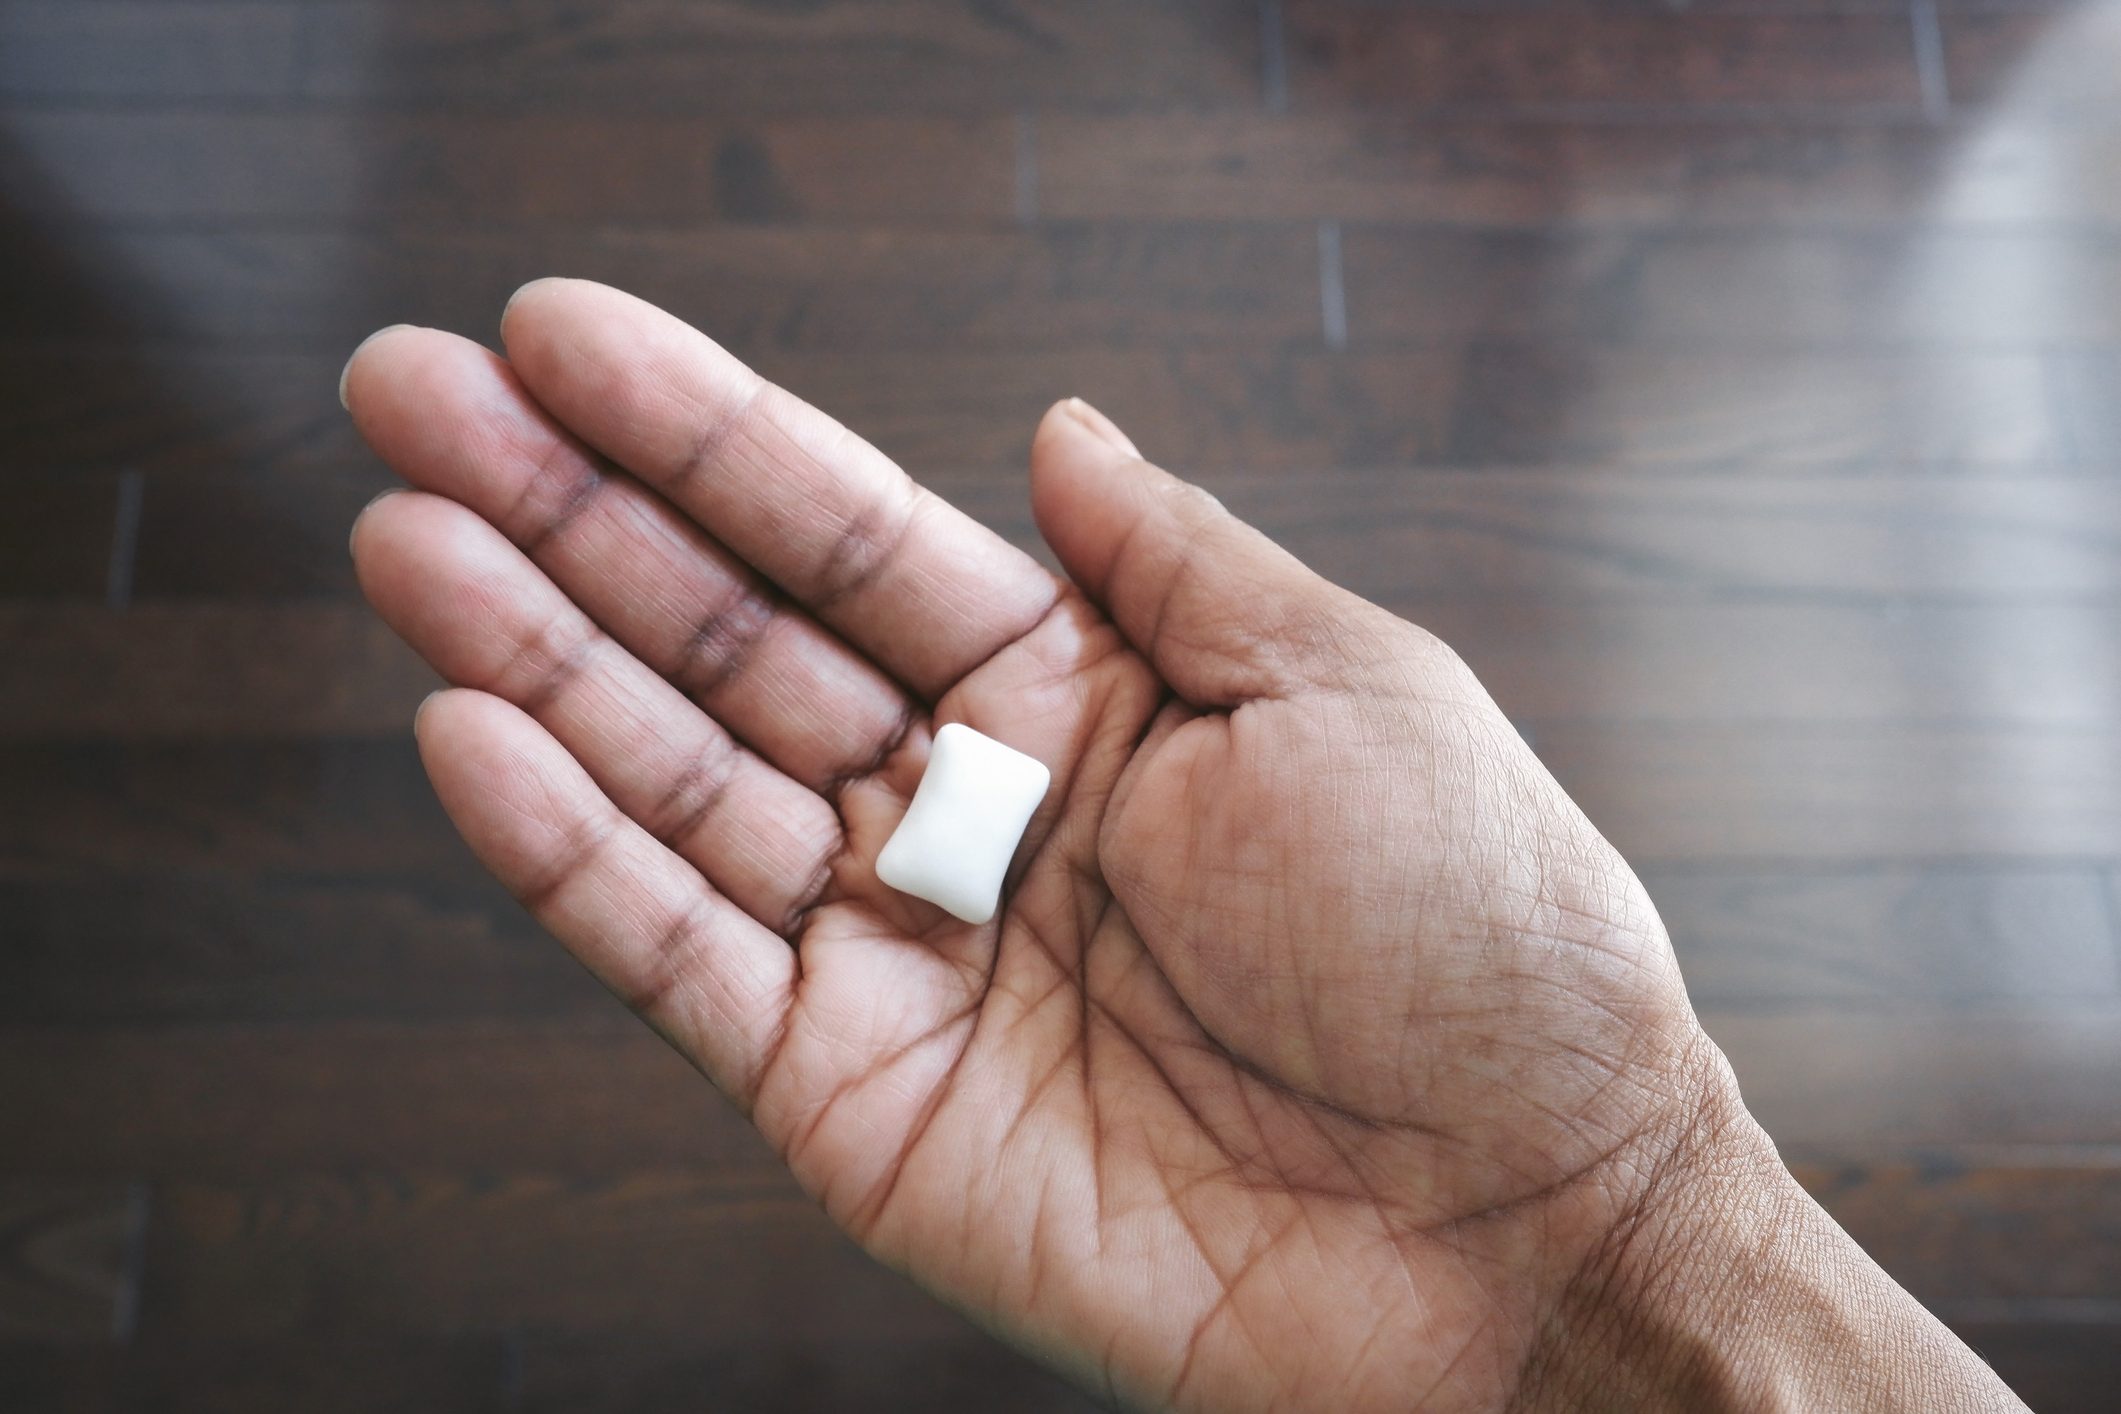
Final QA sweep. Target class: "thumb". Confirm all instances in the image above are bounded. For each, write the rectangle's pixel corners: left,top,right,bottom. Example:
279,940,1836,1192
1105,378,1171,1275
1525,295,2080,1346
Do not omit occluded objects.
1029,398,1389,707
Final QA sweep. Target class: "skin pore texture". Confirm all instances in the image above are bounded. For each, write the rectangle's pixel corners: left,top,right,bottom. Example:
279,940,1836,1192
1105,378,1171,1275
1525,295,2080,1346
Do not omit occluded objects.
342,280,2029,1413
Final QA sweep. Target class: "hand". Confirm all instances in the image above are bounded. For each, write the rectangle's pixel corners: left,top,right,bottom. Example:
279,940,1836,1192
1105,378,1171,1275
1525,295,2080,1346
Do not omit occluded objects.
343,280,2021,1413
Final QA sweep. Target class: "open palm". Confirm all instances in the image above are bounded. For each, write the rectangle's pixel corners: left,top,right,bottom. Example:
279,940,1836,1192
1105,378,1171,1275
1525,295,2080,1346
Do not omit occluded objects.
346,280,1719,1413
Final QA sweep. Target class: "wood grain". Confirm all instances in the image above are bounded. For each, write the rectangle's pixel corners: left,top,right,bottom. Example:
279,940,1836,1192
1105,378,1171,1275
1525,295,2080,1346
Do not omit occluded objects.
1791,1156,2121,1304
0,876,595,1026
6,346,2080,481
5,1009,2120,1182
519,1334,1100,1414
133,466,2121,606
0,1186,134,1342
1343,227,2121,347
18,600,2121,743
131,464,393,600
1538,723,2121,860
2054,351,2121,466
137,1171,948,1340
0,472,117,601
0,607,433,740
1942,1321,2121,1414
1706,1005,2121,1147
1942,5,2121,115
0,112,1016,223
0,2,303,102
1039,113,2121,226
1282,6,1927,111
0,0,1262,109
1648,865,2121,1004
109,1156,2121,1332
1234,471,2121,598
0,223,1321,352
0,1023,770,1180
0,742,471,879
7,0,2120,1402
0,1337,510,1414
1446,346,2064,467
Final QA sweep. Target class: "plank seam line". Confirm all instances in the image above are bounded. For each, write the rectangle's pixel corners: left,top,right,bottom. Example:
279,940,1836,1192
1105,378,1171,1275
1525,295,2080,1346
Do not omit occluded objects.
1317,219,1348,351
1909,0,1951,123
105,469,145,610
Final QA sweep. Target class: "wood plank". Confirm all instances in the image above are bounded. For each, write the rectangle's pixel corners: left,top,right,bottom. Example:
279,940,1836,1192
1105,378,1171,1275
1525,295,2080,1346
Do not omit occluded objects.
129,1159,2121,1336
1944,1321,2121,1414
12,344,2076,479
520,1334,1099,1414
1343,227,2121,346
0,1,302,102
129,466,2121,606
0,876,600,1025
9,695,2121,878
1427,600,2121,728
10,691,2121,878
1706,1005,2121,1146
1238,471,2121,599
1536,722,2121,859
1446,346,2062,467
1943,4,2121,115
0,472,117,601
0,0,1259,109
0,348,1469,478
1282,7,1926,111
0,351,360,477
0,111,1013,223
137,1171,959,1341
0,742,469,878
0,1023,771,1179
312,0,1262,111
0,224,1321,352
131,464,392,599
0,607,433,740
0,1186,134,1341
0,1337,510,1414
1789,1156,2121,1304
1645,865,2120,1004
1040,112,2121,226
14,596,2121,743
2054,351,2121,467
5,1007,2119,1180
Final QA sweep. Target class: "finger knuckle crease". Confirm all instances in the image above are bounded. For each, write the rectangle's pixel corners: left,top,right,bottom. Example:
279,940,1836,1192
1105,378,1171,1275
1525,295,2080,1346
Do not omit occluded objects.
673,587,777,698
671,376,769,491
507,620,599,715
807,491,920,610
517,816,617,914
650,740,740,848
514,441,606,556
625,905,704,1018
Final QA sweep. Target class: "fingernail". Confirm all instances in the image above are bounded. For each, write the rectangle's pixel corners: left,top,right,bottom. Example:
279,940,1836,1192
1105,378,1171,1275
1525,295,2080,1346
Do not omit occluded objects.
347,487,404,555
339,324,416,411
413,689,443,734
1064,397,1140,458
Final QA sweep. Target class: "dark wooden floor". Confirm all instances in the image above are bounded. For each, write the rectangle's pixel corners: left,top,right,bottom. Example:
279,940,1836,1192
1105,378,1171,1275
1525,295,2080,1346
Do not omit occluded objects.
4,0,2120,1409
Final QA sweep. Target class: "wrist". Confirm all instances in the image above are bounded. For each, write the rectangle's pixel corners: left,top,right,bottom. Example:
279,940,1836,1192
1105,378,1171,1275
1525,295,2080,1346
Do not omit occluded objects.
1512,1032,2025,1414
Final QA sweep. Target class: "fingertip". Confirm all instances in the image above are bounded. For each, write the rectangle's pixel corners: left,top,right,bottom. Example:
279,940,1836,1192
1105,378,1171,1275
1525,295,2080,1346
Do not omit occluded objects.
339,324,419,412
411,685,513,761
347,486,406,558
501,275,569,335
1063,397,1141,458
413,688,444,737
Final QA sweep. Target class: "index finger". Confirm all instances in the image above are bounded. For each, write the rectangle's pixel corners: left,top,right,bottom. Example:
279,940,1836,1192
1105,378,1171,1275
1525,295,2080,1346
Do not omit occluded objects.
500,278,1062,700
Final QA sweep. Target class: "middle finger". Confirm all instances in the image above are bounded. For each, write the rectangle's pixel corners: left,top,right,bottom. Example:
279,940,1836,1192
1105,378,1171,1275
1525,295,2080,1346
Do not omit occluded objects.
344,326,917,794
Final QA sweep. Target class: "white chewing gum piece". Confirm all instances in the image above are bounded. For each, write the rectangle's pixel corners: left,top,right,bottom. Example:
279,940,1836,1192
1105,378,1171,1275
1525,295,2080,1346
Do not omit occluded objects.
874,723,1052,925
